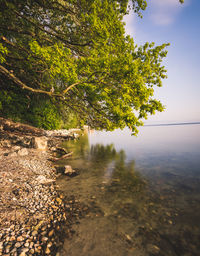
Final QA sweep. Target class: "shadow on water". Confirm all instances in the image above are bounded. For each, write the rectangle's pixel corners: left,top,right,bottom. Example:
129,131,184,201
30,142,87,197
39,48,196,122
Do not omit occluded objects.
57,131,200,256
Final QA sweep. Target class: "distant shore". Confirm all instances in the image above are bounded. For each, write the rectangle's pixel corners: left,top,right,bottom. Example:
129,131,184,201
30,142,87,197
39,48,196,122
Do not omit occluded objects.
143,121,200,127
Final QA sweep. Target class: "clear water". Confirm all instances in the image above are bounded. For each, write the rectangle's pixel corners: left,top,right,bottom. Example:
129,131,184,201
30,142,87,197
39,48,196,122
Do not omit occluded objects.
57,124,200,256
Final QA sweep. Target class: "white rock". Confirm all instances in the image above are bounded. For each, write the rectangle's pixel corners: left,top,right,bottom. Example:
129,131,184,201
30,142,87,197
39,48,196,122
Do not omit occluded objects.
64,165,73,174
8,152,18,157
12,146,21,151
17,148,28,156
35,175,55,184
31,137,47,150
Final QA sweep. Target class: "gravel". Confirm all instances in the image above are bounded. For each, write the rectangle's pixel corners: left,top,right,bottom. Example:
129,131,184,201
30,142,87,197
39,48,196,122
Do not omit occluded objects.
0,146,80,256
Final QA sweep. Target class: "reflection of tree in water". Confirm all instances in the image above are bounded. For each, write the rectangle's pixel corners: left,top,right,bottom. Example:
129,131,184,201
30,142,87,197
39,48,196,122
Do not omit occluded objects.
62,136,200,255
102,149,147,219
90,144,117,162
88,143,147,219
87,144,118,179
64,135,146,213
62,132,90,158
113,150,146,193
89,143,146,192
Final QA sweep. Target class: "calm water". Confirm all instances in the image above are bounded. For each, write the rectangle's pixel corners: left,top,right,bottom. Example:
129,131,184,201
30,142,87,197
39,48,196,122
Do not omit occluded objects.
57,124,200,256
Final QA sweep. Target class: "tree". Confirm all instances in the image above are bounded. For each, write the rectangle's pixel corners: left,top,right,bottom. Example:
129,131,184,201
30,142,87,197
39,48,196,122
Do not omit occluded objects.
0,0,182,133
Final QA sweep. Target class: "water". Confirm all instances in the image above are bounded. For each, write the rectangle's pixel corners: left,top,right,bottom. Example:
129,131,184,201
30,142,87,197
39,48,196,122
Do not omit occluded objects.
57,124,200,256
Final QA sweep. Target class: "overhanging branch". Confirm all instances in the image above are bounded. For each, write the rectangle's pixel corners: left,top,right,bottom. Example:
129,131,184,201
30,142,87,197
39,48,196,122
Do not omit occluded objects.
0,65,84,98
0,65,60,97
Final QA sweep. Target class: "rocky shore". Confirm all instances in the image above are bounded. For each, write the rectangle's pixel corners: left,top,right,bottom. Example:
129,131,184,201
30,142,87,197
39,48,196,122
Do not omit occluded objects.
0,122,83,256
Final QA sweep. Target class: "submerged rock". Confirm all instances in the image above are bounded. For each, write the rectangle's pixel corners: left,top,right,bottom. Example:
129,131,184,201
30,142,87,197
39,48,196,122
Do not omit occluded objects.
56,165,79,177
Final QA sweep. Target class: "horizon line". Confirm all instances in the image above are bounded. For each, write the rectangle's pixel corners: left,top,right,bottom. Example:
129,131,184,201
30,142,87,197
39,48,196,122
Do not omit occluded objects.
143,122,200,127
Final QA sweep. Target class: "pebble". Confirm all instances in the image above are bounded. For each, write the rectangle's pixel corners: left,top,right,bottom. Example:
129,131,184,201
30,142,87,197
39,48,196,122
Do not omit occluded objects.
0,143,84,256
48,230,54,237
19,252,26,256
24,242,29,247
19,248,29,256
15,242,21,248
32,231,38,237
47,242,53,248
17,236,24,242
29,248,35,254
42,237,48,242
45,247,51,254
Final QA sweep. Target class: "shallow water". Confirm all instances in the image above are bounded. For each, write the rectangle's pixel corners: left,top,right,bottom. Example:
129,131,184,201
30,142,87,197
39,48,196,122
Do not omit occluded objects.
57,124,200,256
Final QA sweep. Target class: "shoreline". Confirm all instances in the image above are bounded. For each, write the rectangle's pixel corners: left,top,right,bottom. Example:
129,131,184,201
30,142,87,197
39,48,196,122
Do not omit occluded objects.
0,129,82,256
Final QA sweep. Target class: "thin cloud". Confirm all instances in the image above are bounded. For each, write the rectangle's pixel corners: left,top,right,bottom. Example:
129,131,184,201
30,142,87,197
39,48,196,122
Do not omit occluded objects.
149,0,190,25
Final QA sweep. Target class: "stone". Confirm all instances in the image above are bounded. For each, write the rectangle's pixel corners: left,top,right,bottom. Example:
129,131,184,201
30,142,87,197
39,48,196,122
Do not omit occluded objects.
35,175,55,185
45,247,51,254
17,148,28,156
47,242,52,248
56,197,62,205
147,244,160,254
15,242,21,248
73,133,79,138
64,165,79,177
19,249,29,256
42,237,48,242
31,230,38,237
17,236,25,242
48,230,54,237
64,165,73,173
31,137,47,150
5,245,11,253
10,247,17,253
12,146,21,151
29,248,34,254
8,152,18,157
2,140,11,147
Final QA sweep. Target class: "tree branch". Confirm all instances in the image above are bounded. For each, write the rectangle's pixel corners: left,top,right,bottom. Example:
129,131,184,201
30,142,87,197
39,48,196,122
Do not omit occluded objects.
62,81,83,94
0,26,35,37
13,10,91,48
0,65,62,97
62,71,109,94
1,36,29,54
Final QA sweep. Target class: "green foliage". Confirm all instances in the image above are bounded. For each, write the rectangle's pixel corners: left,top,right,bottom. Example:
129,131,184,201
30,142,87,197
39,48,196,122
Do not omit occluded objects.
0,89,29,122
0,90,62,129
0,0,183,133
27,100,62,130
60,112,80,130
29,41,77,87
0,43,8,63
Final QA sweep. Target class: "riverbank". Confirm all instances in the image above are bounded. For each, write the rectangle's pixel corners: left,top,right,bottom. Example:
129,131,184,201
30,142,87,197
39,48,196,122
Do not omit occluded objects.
0,127,83,256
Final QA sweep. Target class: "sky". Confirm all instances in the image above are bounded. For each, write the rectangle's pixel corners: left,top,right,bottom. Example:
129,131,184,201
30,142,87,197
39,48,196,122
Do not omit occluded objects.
124,0,200,123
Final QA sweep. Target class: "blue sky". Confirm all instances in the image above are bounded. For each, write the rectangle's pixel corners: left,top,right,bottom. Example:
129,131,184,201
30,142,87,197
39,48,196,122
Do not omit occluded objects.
124,0,200,123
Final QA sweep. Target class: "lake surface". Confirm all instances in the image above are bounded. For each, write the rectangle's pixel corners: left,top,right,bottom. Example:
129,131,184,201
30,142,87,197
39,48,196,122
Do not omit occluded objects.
57,124,200,256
